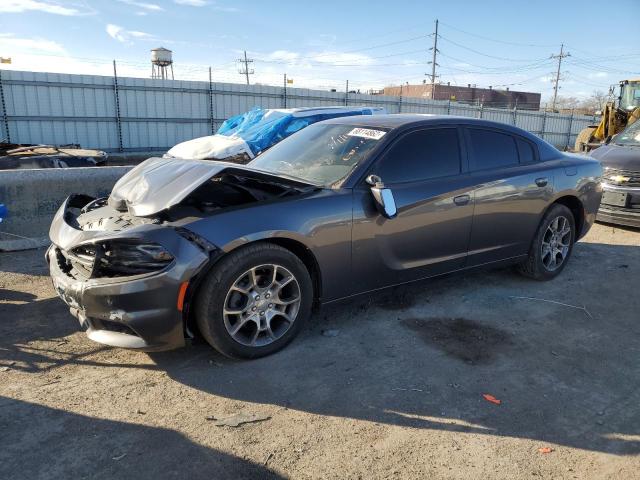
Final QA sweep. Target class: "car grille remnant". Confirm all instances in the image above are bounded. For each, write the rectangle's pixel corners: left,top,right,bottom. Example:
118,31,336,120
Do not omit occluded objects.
603,168,640,188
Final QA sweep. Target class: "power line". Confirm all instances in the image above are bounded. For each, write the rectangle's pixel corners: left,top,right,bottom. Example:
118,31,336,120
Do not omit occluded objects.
438,35,548,62
254,48,428,66
564,57,640,75
438,20,557,48
308,33,429,59
437,52,552,72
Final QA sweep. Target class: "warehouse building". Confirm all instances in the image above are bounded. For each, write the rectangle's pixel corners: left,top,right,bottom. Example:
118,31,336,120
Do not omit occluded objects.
382,83,541,110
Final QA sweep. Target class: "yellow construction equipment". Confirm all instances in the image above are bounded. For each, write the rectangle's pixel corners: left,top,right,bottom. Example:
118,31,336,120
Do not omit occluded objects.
575,79,640,152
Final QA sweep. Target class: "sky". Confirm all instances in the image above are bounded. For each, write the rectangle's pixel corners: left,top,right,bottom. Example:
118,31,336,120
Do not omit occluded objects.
1,0,639,102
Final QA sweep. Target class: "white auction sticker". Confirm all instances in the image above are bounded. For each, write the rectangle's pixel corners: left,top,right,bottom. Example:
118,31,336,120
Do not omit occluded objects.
347,127,386,140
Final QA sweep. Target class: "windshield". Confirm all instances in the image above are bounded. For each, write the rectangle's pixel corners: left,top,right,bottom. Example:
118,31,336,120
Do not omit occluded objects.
248,123,388,187
619,82,640,111
614,120,640,146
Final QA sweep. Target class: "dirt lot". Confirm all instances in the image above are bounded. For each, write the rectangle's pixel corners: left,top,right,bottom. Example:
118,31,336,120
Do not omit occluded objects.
1,222,639,479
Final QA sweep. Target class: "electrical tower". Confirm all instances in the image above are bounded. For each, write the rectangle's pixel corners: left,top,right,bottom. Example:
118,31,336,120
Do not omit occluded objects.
237,50,254,85
550,43,570,111
426,19,440,99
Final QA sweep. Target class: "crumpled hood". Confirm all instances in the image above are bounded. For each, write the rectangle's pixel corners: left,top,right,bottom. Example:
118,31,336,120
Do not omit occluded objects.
589,143,640,171
109,157,228,217
109,156,310,217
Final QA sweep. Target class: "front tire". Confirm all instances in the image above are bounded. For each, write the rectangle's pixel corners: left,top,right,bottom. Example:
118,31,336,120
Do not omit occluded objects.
518,204,575,281
194,242,313,359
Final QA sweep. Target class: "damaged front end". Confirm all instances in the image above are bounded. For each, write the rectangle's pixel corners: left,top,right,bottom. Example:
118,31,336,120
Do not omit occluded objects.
47,193,213,351
47,157,315,351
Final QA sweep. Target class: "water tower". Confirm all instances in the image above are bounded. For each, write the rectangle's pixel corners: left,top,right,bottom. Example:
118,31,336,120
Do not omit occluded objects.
151,47,174,80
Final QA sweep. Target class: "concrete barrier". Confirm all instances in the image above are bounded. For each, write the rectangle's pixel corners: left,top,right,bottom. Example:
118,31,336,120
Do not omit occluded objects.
0,166,133,251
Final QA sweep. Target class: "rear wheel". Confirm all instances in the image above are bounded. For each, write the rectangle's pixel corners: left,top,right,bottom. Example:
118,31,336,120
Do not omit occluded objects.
195,243,312,359
518,204,575,281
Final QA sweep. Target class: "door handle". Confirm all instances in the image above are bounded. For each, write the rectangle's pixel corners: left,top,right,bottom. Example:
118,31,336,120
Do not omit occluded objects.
453,194,470,206
535,177,548,187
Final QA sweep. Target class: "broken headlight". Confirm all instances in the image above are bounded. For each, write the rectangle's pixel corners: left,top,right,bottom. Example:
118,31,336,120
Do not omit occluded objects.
95,239,174,277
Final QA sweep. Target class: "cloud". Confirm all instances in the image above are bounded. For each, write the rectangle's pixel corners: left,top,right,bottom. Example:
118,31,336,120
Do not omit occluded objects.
0,0,82,15
174,0,207,5
268,50,300,63
173,0,239,11
106,24,127,42
106,24,155,43
1,51,150,79
588,72,608,79
0,33,66,54
312,52,373,65
117,0,163,11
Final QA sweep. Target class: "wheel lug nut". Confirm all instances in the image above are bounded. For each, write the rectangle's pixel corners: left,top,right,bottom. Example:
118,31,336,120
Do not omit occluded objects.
265,293,270,298
260,311,265,316
252,306,257,311
268,303,273,308
255,295,260,300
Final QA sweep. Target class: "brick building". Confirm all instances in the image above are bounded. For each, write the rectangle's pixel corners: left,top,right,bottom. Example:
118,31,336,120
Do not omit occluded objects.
382,83,541,110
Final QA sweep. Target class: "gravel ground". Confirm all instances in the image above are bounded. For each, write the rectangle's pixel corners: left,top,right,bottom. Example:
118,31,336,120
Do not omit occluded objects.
1,222,639,479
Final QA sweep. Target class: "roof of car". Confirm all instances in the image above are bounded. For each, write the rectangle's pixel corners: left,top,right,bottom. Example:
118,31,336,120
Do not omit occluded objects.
320,113,560,160
320,113,511,129
321,113,562,158
278,106,386,117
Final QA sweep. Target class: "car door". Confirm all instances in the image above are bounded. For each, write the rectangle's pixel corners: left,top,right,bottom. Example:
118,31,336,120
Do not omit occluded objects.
464,127,554,266
350,126,476,294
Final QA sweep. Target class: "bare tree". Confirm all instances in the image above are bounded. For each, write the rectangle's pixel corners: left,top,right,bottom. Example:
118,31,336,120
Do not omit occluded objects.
547,95,580,112
579,90,608,113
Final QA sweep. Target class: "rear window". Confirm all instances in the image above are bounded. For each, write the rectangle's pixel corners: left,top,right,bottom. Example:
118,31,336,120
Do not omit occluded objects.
517,138,537,164
468,128,519,171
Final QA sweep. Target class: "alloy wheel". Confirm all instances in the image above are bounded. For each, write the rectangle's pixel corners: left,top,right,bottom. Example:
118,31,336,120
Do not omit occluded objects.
541,215,571,271
222,264,301,347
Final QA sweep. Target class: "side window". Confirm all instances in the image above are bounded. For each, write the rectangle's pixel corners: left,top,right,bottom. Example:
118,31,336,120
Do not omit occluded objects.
376,128,461,184
468,128,519,171
516,138,537,164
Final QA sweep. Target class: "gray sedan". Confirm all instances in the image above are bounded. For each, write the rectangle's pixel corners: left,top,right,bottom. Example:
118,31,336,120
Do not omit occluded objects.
47,115,603,358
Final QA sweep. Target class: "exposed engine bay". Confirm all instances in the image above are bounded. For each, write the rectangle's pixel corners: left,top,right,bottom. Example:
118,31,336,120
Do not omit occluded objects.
73,167,315,234
162,171,312,221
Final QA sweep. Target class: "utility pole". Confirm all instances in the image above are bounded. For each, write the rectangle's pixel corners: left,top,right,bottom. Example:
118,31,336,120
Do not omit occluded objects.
427,19,439,99
550,43,570,112
237,50,254,85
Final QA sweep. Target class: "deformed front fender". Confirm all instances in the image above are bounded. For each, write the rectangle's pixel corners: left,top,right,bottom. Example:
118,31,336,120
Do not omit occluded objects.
182,189,354,302
218,229,313,254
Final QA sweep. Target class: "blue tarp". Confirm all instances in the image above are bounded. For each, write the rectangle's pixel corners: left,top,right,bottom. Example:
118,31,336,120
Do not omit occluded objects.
217,107,381,156
0,203,6,223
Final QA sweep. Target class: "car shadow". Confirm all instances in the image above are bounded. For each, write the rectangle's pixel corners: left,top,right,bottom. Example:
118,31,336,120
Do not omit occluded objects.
150,240,640,456
3,241,639,457
0,288,154,373
0,397,284,480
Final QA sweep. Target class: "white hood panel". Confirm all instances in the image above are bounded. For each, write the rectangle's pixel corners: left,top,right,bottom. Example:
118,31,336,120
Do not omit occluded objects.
109,157,230,217
166,134,253,161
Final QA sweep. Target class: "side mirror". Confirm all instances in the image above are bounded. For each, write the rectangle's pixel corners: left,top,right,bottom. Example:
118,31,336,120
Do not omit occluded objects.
365,174,397,219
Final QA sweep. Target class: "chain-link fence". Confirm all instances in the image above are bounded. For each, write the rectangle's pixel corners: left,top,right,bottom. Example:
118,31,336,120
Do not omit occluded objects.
0,66,599,152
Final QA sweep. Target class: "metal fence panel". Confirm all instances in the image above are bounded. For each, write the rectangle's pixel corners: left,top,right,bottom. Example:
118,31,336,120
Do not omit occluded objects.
0,69,600,152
